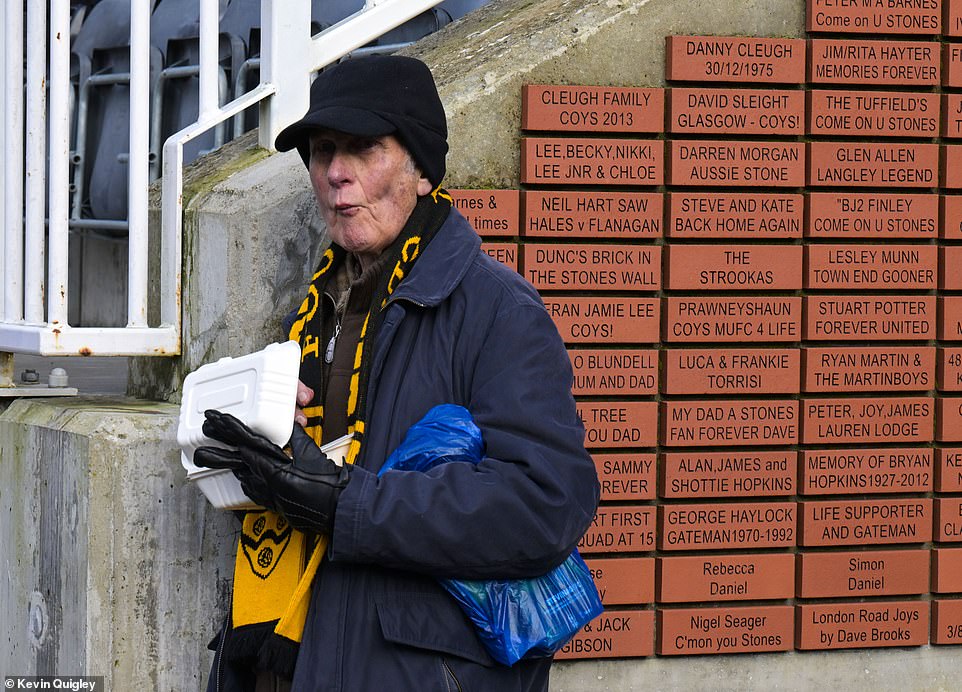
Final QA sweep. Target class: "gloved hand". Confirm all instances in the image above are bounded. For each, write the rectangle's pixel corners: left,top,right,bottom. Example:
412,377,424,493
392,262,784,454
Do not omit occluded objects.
193,409,351,534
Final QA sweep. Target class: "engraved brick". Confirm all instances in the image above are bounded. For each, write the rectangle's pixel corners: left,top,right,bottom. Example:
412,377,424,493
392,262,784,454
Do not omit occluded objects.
668,140,804,187
801,396,934,444
802,346,936,392
809,38,940,86
524,244,660,292
808,142,939,188
665,245,802,291
942,94,962,137
658,605,794,655
942,144,962,188
658,502,797,551
668,88,804,135
578,401,658,449
556,609,654,659
945,42,962,87
939,296,962,340
936,497,962,542
585,557,655,605
804,296,935,341
807,0,941,34
805,245,937,290
593,453,656,501
800,448,933,495
667,192,802,238
664,297,801,343
665,36,806,83
545,297,660,343
797,549,930,599
662,348,800,396
808,90,940,136
521,137,663,185
948,0,962,37
942,195,962,238
936,448,962,492
660,451,797,499
657,554,795,603
932,547,962,592
521,85,664,133
941,247,962,290
661,400,798,447
480,242,517,271
796,601,929,650
937,397,962,441
570,349,658,396
806,192,938,238
939,348,962,392
799,499,932,547
932,600,962,644
523,191,663,238
449,189,519,237
581,506,656,554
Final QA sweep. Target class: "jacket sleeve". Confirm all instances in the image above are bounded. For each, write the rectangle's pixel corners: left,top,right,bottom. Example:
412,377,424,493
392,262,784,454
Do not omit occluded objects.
328,298,600,580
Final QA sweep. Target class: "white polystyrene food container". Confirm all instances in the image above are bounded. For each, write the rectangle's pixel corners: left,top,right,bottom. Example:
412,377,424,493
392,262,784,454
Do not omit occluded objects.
177,341,302,509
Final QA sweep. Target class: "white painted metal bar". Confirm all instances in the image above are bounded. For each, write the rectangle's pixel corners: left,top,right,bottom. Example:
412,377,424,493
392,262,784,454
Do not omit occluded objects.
258,0,312,150
24,0,46,324
199,0,219,118
47,0,71,328
4,2,24,323
0,323,180,356
128,0,151,327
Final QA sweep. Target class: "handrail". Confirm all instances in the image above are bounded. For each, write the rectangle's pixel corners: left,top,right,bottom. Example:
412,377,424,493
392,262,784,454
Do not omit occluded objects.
0,0,446,357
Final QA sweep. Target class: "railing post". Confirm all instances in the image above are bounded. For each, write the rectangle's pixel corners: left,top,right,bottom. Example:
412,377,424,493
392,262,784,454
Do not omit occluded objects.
47,0,71,328
128,0,151,327
24,0,45,324
259,0,313,150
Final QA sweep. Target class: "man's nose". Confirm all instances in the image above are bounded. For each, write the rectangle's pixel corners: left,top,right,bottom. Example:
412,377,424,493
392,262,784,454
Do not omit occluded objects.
327,150,353,186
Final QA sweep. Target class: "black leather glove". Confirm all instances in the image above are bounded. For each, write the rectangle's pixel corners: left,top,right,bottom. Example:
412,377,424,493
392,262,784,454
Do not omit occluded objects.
193,409,351,534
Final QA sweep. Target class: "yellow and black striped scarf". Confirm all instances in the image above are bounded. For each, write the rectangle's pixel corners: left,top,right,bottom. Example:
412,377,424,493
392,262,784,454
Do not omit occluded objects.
224,188,452,677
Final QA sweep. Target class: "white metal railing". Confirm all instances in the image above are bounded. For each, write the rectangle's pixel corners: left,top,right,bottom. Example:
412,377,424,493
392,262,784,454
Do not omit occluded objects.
0,0,446,358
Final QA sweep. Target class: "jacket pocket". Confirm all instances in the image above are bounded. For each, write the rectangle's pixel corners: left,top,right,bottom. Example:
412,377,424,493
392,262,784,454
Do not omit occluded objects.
375,592,494,667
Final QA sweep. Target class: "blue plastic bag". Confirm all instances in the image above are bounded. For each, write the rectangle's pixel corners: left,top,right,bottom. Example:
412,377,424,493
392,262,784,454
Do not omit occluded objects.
379,404,603,666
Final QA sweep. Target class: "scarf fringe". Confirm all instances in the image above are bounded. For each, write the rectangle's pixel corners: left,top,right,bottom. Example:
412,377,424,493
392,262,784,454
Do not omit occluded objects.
257,633,300,679
223,621,277,663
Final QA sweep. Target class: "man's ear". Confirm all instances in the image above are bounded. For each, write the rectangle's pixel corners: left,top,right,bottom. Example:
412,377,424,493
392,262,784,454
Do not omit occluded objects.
417,175,433,196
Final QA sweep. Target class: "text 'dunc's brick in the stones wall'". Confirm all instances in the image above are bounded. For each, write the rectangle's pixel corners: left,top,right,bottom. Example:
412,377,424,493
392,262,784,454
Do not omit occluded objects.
668,88,804,135
665,297,801,343
657,554,796,603
799,447,934,495
807,0,941,34
521,85,664,133
796,601,929,650
524,191,662,238
801,397,934,444
807,142,939,187
808,39,940,86
797,549,931,599
521,138,663,185
804,296,935,341
668,192,802,238
802,346,936,393
805,245,937,290
659,451,797,499
665,36,806,83
523,244,660,292
556,610,655,659
808,91,940,137
593,453,656,501
667,140,805,187
799,498,933,547
584,557,655,605
806,193,937,238
665,245,802,291
659,606,794,655
658,502,797,551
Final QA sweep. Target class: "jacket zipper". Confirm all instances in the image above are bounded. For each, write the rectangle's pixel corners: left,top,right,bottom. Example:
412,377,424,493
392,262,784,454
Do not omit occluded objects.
214,613,228,692
441,658,463,692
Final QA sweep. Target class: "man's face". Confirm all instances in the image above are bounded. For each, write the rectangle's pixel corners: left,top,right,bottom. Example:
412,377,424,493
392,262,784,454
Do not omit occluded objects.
308,130,432,265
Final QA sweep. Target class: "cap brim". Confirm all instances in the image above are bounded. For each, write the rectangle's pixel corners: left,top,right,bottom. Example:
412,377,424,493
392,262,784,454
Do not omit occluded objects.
274,106,396,152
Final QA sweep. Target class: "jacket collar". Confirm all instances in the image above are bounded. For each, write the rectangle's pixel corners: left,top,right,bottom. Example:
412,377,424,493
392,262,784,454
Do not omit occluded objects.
386,207,480,307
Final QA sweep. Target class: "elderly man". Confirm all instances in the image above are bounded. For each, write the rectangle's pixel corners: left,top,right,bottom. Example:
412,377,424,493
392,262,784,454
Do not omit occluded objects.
195,55,599,692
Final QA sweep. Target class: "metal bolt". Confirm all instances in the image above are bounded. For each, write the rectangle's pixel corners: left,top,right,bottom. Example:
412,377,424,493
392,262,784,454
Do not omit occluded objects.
48,368,69,387
20,369,40,384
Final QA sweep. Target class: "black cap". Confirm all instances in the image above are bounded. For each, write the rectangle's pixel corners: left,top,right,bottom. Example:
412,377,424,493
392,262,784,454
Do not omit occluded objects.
274,55,448,187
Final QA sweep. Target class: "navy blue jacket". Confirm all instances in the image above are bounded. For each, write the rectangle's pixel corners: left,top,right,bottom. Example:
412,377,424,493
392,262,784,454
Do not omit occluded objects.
213,208,599,692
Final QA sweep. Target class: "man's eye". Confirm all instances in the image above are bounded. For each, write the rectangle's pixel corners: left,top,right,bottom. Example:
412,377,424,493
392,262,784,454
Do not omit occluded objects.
354,138,380,153
312,142,335,158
